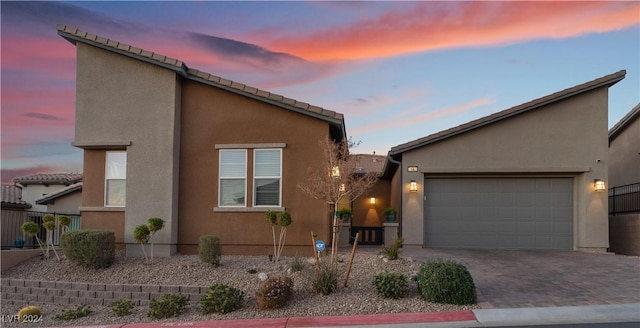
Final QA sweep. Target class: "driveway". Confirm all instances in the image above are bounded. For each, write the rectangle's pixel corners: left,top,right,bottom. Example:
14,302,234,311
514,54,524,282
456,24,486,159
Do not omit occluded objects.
365,247,640,309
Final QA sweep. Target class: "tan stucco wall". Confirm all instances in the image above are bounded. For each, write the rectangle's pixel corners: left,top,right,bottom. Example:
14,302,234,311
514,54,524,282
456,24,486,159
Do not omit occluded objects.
75,44,181,257
609,114,640,187
177,80,333,256
45,192,81,214
400,88,610,251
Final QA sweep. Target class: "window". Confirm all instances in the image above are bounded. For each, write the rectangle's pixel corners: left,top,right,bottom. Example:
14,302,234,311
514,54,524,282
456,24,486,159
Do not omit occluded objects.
105,151,126,206
219,150,247,207
254,149,282,206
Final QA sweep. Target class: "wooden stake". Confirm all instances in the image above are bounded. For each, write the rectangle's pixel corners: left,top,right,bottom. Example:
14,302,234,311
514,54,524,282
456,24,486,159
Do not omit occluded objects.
311,231,320,271
343,232,359,287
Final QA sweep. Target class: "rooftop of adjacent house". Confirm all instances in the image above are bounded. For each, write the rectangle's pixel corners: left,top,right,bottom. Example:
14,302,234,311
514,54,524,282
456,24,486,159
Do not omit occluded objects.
354,154,386,174
12,172,83,186
35,182,83,205
609,102,640,142
389,70,626,156
1,184,31,208
56,24,345,137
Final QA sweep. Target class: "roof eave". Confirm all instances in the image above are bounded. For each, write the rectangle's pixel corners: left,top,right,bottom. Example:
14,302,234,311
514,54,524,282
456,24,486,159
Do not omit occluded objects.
609,102,640,142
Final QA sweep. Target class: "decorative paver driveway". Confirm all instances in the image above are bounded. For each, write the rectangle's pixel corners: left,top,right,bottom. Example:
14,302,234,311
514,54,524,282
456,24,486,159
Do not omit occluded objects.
364,247,640,309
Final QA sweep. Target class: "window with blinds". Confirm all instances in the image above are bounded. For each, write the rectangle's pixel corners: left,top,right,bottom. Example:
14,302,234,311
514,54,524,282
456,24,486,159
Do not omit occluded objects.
254,149,282,206
219,150,247,207
105,151,126,207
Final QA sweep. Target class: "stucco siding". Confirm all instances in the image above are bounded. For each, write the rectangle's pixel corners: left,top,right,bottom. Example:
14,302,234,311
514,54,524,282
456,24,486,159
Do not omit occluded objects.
609,114,640,187
177,80,332,255
44,192,81,214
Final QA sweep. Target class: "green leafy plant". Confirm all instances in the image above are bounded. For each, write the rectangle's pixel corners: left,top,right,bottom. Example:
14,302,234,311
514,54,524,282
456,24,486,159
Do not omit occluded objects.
110,299,135,317
58,215,72,232
60,230,115,269
380,237,403,260
266,210,293,262
54,305,92,320
148,293,188,319
338,207,352,222
133,224,151,262
415,259,477,305
373,270,409,299
290,256,305,272
312,262,338,295
147,217,165,262
21,222,46,255
256,275,294,310
199,283,244,314
199,235,221,266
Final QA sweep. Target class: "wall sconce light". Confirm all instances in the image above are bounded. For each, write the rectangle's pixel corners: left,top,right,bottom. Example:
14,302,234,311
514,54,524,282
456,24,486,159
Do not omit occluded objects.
407,166,418,172
369,197,376,205
331,166,340,177
594,179,606,192
410,180,418,192
339,183,346,192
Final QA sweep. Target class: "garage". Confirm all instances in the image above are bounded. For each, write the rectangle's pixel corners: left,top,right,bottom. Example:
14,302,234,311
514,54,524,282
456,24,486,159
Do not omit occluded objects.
424,177,573,250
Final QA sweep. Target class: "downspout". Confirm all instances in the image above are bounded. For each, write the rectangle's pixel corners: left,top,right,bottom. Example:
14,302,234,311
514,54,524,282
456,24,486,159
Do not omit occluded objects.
387,155,402,238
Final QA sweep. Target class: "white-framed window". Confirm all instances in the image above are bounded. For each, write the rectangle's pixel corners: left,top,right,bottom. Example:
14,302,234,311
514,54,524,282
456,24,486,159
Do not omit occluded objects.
253,149,282,207
105,151,126,207
219,149,247,207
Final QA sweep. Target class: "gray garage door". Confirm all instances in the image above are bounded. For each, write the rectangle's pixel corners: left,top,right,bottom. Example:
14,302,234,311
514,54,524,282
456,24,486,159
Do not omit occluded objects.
424,178,572,249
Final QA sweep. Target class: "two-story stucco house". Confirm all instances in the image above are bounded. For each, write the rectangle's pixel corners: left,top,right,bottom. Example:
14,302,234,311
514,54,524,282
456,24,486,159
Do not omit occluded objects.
57,25,346,257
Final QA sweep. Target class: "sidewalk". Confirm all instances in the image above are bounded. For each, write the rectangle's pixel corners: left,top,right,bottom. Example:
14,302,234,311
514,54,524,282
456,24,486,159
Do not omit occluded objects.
53,303,640,328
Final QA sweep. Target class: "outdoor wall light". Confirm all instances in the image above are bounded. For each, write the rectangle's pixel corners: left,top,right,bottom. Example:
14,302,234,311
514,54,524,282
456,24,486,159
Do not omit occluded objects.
410,180,418,192
331,166,340,177
369,197,376,205
594,179,606,192
407,166,418,172
339,183,346,192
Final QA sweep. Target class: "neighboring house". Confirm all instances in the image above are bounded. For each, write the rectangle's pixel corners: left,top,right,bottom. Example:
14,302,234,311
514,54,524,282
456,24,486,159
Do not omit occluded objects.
12,173,83,213
1,184,31,248
608,103,640,256
384,71,625,252
57,25,346,257
34,182,83,215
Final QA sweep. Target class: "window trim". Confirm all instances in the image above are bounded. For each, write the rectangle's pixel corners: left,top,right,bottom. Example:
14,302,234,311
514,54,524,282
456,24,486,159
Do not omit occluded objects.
253,148,282,207
218,149,248,207
104,151,126,207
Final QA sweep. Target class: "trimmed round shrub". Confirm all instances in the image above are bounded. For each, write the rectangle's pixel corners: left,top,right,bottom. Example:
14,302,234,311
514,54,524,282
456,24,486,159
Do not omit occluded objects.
21,222,39,237
43,220,56,231
133,225,150,243
256,276,294,310
18,306,41,322
42,214,55,223
58,215,71,227
415,259,477,305
60,230,115,269
199,283,244,314
372,270,409,299
147,217,164,232
199,235,221,266
148,293,187,319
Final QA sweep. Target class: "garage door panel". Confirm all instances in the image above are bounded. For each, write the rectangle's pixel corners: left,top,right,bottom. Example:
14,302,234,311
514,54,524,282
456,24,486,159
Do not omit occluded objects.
424,178,573,250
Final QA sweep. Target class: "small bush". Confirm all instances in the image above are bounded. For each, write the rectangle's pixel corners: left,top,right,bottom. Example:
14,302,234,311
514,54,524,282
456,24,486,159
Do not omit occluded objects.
21,222,39,236
290,256,305,272
373,270,409,299
415,259,477,305
54,305,92,320
58,215,71,227
380,238,403,260
148,293,188,319
18,306,41,322
60,230,115,269
199,235,221,266
199,283,244,314
42,214,55,223
312,262,338,295
110,299,135,317
256,276,294,310
133,225,150,244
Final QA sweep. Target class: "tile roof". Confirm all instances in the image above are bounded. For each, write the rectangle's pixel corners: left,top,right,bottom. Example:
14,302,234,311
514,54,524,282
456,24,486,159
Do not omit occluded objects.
390,70,626,155
35,182,83,205
1,184,31,208
609,102,640,142
56,24,345,132
12,172,83,186
353,154,386,174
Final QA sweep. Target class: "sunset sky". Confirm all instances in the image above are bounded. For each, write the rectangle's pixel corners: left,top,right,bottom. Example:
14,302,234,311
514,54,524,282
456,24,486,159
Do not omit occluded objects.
1,1,639,182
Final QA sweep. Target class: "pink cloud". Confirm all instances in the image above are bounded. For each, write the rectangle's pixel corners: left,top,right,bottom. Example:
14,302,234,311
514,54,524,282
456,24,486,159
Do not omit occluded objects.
258,2,640,61
2,37,76,77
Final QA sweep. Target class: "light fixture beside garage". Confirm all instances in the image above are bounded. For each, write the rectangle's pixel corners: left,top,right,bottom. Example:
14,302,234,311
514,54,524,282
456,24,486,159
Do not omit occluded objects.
407,166,418,172
594,179,606,192
410,180,418,192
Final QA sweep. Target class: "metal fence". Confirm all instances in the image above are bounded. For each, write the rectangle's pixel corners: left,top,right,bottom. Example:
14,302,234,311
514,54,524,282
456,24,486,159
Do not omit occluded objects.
1,210,81,249
609,182,640,215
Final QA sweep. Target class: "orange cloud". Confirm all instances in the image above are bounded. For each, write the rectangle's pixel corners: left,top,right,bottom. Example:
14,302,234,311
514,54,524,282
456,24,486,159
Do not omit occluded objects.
259,2,640,61
350,96,494,136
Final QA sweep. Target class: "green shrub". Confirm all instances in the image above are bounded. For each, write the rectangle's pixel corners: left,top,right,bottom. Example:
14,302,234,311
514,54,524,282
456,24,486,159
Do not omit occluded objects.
58,215,71,228
372,270,409,299
21,222,39,236
148,293,188,319
199,283,244,314
380,238,403,260
42,214,55,223
199,235,221,266
133,225,150,244
415,259,477,305
290,256,305,272
43,220,56,231
110,299,134,317
54,305,92,320
256,276,294,310
147,217,164,232
60,230,115,269
312,262,338,295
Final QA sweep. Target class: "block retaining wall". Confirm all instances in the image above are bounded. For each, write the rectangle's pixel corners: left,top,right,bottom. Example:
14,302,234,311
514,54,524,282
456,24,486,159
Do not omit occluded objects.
1,279,208,307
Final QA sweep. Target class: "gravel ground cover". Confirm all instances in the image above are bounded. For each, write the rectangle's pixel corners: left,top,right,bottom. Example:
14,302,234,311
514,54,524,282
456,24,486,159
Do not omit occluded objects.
1,250,477,327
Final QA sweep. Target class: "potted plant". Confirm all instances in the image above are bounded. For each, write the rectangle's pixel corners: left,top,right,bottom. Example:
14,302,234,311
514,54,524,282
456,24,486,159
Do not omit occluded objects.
383,208,396,222
338,208,352,222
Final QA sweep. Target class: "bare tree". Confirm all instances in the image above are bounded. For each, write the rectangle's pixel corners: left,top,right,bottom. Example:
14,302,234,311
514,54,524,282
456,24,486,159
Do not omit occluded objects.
298,138,379,264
